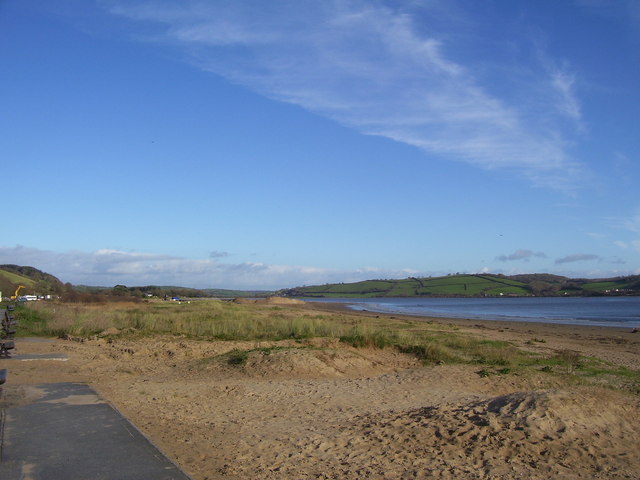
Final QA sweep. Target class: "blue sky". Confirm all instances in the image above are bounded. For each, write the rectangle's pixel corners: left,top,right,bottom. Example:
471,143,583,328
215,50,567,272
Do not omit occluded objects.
1,0,639,289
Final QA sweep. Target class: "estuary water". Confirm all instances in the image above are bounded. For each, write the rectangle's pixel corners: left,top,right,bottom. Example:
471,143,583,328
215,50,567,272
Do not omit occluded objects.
306,296,640,328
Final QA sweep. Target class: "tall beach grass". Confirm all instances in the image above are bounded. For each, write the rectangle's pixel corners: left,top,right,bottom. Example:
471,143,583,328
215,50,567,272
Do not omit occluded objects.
14,299,529,367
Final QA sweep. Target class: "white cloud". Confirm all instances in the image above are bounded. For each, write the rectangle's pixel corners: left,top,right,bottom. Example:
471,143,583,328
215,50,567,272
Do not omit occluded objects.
587,232,607,239
607,256,626,265
555,253,600,265
0,245,419,290
496,249,547,262
107,0,585,190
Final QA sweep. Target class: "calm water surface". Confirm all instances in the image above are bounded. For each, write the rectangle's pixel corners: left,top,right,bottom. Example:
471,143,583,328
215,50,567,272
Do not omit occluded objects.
306,296,640,328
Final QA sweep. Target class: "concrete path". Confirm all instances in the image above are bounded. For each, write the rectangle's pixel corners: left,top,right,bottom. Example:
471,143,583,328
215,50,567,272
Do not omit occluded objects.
0,383,193,480
10,353,68,361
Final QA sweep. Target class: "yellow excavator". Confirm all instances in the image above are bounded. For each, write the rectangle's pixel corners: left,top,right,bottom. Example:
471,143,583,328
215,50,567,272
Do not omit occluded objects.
10,285,26,300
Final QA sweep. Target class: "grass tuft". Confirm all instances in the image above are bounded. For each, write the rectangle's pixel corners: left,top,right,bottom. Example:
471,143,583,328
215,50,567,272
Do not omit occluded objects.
225,349,249,366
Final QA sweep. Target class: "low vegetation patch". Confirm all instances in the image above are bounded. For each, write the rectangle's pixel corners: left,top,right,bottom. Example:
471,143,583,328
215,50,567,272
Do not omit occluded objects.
225,349,250,366
197,345,315,369
397,343,458,364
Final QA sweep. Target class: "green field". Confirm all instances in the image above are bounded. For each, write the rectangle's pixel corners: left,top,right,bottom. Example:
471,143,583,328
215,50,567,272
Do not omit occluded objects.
281,274,532,298
0,269,36,287
280,273,640,298
581,278,638,292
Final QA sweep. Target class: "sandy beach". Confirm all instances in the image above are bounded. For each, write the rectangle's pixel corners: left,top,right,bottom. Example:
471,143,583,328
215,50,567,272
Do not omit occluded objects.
2,301,639,479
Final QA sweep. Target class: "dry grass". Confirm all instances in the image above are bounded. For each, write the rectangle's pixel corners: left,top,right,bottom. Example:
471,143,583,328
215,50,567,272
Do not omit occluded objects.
19,300,400,340
18,300,507,365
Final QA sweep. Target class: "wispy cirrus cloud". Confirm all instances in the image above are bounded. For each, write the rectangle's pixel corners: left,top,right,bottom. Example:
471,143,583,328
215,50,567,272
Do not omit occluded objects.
496,249,547,262
617,240,640,253
611,209,640,252
0,245,418,290
106,0,585,190
550,68,581,122
623,210,640,233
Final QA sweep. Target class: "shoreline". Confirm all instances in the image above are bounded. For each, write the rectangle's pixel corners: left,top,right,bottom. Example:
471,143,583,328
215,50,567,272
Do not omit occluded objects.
304,301,640,370
305,298,640,329
302,296,640,328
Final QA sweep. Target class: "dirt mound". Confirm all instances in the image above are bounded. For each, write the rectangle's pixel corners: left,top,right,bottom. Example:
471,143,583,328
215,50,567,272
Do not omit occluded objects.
186,344,419,379
73,336,418,381
232,297,256,304
329,389,640,479
241,348,389,378
263,296,304,305
231,296,304,305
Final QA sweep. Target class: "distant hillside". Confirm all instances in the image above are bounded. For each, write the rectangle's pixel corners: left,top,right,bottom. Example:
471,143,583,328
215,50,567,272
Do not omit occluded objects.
201,288,273,298
74,284,273,298
3,264,638,301
0,264,65,298
0,266,272,300
278,274,640,298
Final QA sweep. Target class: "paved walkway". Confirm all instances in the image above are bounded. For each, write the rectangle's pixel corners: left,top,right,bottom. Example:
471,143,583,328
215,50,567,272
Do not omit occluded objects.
0,382,192,480
10,353,68,361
